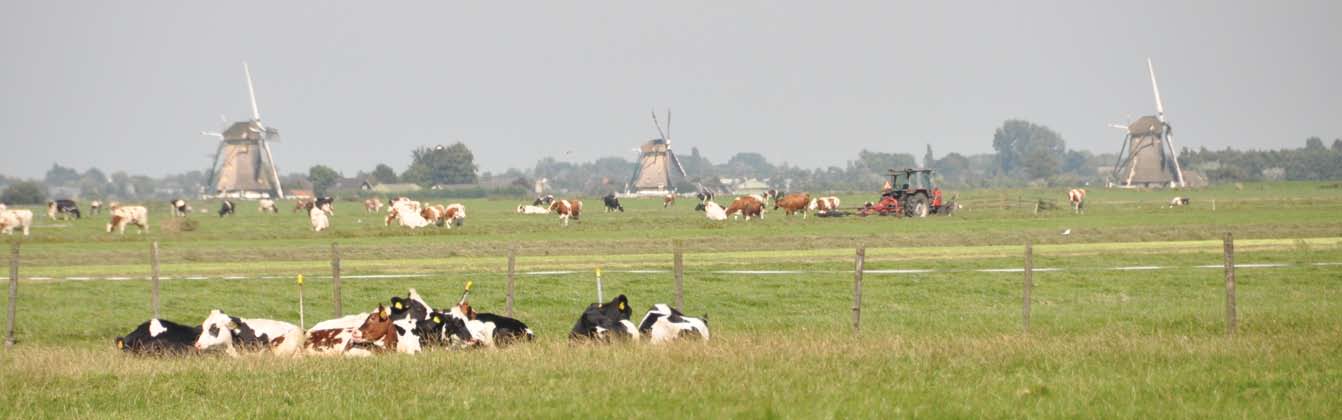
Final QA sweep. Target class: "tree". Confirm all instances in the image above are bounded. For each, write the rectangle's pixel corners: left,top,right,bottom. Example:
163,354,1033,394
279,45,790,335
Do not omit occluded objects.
1305,137,1325,151
402,143,479,187
308,165,341,196
723,153,774,178
1333,139,1342,153
44,163,80,185
2,181,47,204
370,164,399,184
991,120,1067,179
923,144,935,169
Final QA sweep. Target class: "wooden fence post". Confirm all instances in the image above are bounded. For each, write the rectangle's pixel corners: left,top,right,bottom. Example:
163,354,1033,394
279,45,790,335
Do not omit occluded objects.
674,240,684,309
150,241,160,319
853,246,864,334
6,241,18,348
1224,233,1236,335
1023,240,1033,333
506,243,516,317
331,243,342,318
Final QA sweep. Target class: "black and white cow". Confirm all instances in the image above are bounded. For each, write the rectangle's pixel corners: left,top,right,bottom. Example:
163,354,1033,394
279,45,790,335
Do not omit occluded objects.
170,199,191,217
533,194,555,207
315,196,335,215
389,289,434,321
569,294,638,342
637,304,710,343
194,309,304,357
47,199,81,220
217,200,235,218
115,318,201,355
602,193,624,213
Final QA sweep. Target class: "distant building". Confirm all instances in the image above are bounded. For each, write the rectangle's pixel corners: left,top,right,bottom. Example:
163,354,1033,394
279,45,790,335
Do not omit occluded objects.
370,183,423,194
733,179,771,195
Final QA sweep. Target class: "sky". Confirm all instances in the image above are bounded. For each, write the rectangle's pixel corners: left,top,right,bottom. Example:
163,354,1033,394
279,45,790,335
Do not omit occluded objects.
2,1,1339,179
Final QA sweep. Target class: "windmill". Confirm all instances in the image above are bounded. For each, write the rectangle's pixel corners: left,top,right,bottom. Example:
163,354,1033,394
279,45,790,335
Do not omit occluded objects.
200,62,285,199
1109,58,1186,188
626,109,688,195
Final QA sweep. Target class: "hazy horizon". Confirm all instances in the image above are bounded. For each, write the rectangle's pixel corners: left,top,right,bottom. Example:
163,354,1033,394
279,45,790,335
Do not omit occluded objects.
3,1,1339,179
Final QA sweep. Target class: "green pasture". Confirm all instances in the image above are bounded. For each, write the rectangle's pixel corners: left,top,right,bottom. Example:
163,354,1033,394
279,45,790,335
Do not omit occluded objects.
0,181,1340,418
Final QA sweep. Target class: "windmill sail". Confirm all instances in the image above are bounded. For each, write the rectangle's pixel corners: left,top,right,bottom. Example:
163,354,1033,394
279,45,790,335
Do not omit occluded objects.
1111,59,1185,188
204,62,284,198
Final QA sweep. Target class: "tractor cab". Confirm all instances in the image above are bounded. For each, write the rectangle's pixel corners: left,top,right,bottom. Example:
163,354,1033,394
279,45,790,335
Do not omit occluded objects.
886,168,940,217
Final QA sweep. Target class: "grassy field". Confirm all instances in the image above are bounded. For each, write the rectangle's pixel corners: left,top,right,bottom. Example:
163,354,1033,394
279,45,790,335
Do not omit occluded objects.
1,182,1340,418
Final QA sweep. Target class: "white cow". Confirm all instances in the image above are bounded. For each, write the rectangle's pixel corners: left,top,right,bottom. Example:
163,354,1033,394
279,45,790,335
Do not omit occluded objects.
194,309,304,357
516,204,550,214
257,199,278,213
386,202,430,228
0,208,34,236
106,205,149,234
310,207,330,232
1067,189,1086,214
703,201,728,221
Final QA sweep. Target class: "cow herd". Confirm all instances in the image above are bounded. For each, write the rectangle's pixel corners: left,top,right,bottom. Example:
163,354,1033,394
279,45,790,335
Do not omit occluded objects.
115,287,709,357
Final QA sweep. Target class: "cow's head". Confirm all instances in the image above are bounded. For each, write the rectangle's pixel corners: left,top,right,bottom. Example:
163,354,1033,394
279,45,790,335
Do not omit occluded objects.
354,304,396,349
440,316,479,347
195,309,238,351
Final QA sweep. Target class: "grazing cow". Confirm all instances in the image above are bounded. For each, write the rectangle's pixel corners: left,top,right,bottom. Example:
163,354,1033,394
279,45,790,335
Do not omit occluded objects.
1067,189,1087,214
533,194,555,207
0,208,34,236
569,294,638,342
293,198,314,213
217,200,235,218
47,199,80,220
310,207,330,232
724,196,765,220
773,193,812,218
257,199,278,213
194,309,303,357
386,201,430,228
663,193,675,208
602,194,624,213
116,318,201,355
637,304,710,343
549,199,582,226
420,204,445,226
808,196,841,215
90,200,103,215
170,199,191,217
1169,196,1191,207
516,204,550,214
106,205,149,234
364,198,384,213
315,197,335,215
702,201,728,221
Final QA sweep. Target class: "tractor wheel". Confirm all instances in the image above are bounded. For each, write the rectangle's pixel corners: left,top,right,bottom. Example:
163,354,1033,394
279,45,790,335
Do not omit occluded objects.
908,193,929,218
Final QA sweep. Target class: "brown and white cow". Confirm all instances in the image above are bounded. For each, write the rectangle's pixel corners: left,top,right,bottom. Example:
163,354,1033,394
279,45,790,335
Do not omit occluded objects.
305,311,375,357
89,200,103,215
443,203,465,228
107,204,149,234
808,196,841,215
386,201,430,228
0,207,34,236
724,195,765,220
773,193,812,218
364,198,384,213
663,193,676,208
549,199,582,226
1067,189,1086,214
516,204,550,214
293,198,314,213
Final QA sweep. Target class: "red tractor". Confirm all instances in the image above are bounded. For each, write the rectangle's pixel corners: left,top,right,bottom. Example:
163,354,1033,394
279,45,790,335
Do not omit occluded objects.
859,168,954,217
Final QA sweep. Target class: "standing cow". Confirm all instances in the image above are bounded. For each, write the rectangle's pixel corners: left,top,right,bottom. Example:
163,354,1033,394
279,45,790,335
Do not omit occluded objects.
257,199,278,213
106,205,149,234
602,194,624,213
47,199,80,220
170,199,191,217
1067,189,1087,214
663,193,675,208
773,193,812,218
364,198,384,213
0,207,34,236
90,200,103,215
310,207,331,232
549,199,582,226
217,200,236,218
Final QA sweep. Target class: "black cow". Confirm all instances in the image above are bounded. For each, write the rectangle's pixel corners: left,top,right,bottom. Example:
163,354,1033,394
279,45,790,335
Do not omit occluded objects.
217,200,235,218
476,313,535,345
47,199,81,220
602,194,624,213
533,194,555,207
389,289,434,321
115,318,201,355
569,294,637,342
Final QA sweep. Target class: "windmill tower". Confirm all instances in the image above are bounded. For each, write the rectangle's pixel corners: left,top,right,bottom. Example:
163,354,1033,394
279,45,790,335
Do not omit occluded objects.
1110,59,1186,188
626,109,688,195
201,62,285,199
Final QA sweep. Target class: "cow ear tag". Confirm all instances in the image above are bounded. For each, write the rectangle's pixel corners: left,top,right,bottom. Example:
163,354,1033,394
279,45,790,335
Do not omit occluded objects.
432,315,441,324
394,301,403,310
618,302,625,311
226,321,238,330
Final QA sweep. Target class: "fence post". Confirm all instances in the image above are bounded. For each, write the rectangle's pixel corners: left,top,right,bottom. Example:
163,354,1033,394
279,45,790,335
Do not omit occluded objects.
331,243,342,318
1023,240,1033,333
296,274,305,330
595,268,604,303
853,246,864,334
674,240,684,309
150,241,160,319
6,241,18,348
1224,233,1236,335
506,243,516,317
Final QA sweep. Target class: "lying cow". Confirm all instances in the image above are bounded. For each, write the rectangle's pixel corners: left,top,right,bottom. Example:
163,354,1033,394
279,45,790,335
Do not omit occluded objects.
533,194,555,207
107,205,149,234
1169,196,1191,207
304,312,372,357
310,207,330,232
218,200,235,218
637,304,709,343
386,201,430,228
351,305,400,354
389,289,435,321
773,192,811,218
116,318,201,355
194,309,303,357
0,207,34,236
516,204,550,214
47,199,80,220
442,302,534,348
602,193,624,212
570,294,638,342
809,196,840,215
257,199,278,213
170,199,191,217
702,201,727,221
549,199,582,226
443,203,466,228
